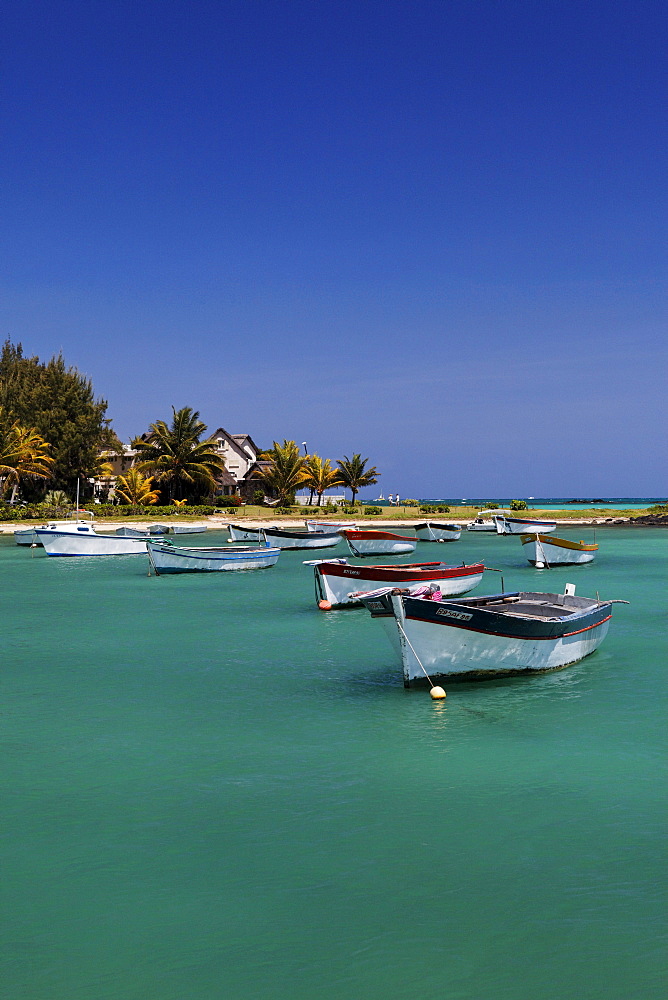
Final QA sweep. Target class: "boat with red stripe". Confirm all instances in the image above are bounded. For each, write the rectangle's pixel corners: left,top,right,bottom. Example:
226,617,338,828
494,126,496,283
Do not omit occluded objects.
305,558,485,608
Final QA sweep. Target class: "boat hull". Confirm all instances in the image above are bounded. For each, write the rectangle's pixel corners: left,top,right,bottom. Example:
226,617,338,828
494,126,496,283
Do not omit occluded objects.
360,590,612,684
149,523,209,535
494,516,557,535
147,541,280,573
262,527,341,550
520,534,598,566
36,530,150,556
414,521,461,541
305,520,356,533
227,523,265,542
14,528,40,546
313,560,485,607
342,530,417,556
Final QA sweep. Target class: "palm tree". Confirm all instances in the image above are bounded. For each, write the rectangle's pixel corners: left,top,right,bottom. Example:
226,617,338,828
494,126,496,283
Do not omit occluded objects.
0,413,54,500
336,453,380,505
260,440,308,505
301,455,342,507
114,469,161,507
132,406,226,501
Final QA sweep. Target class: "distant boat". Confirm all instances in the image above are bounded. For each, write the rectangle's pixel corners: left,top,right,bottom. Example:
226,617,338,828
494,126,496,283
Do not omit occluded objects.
414,521,461,542
494,515,557,535
305,520,357,533
521,533,598,567
307,558,485,608
262,526,342,550
467,509,513,532
148,523,209,535
357,584,623,685
146,539,280,574
36,520,150,556
227,523,266,542
341,529,417,556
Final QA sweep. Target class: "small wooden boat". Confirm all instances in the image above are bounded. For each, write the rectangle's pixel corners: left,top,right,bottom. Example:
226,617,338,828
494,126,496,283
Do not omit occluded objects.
36,521,150,556
341,529,417,556
148,523,209,535
521,533,598,567
305,520,357,533
358,584,624,685
262,526,342,550
467,510,513,532
14,526,41,546
146,539,280,574
493,515,557,535
414,521,461,542
227,523,265,542
116,523,209,537
306,558,485,608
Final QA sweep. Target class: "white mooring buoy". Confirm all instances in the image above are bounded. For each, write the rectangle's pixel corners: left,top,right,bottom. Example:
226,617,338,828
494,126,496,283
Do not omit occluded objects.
430,686,446,700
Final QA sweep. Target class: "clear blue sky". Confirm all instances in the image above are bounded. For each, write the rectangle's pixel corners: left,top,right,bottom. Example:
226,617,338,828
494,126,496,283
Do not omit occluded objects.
2,0,666,497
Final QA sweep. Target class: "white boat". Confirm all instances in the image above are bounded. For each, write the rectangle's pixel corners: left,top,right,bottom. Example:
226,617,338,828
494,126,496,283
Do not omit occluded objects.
227,523,266,542
15,510,95,546
14,526,41,546
358,584,623,686
261,526,342,550
467,509,513,532
148,523,209,535
36,521,150,556
521,533,598,567
306,558,485,608
305,520,357,533
341,529,417,556
414,521,461,542
146,539,280,574
494,515,557,535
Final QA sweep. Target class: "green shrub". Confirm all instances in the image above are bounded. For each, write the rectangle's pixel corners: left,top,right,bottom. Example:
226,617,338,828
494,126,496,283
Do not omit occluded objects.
363,506,382,515
510,499,528,511
483,502,500,510
420,504,451,514
215,496,243,508
403,498,419,507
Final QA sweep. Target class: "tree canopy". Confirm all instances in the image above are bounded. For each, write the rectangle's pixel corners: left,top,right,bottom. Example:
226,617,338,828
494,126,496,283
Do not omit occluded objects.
260,440,308,504
0,408,54,500
0,339,119,495
301,455,342,506
132,406,226,501
336,453,380,504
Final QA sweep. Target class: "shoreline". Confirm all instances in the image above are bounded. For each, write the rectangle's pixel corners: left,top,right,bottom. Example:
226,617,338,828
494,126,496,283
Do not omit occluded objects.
1,514,660,534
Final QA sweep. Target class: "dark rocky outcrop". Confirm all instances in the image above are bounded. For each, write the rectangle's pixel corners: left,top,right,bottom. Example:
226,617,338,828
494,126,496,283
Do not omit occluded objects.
631,514,668,526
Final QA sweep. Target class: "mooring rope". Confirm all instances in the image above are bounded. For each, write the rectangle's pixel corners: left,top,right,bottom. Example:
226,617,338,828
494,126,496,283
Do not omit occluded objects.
395,618,436,688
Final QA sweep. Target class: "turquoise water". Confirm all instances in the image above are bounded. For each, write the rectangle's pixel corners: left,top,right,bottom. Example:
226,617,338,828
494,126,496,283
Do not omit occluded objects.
3,528,666,1000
